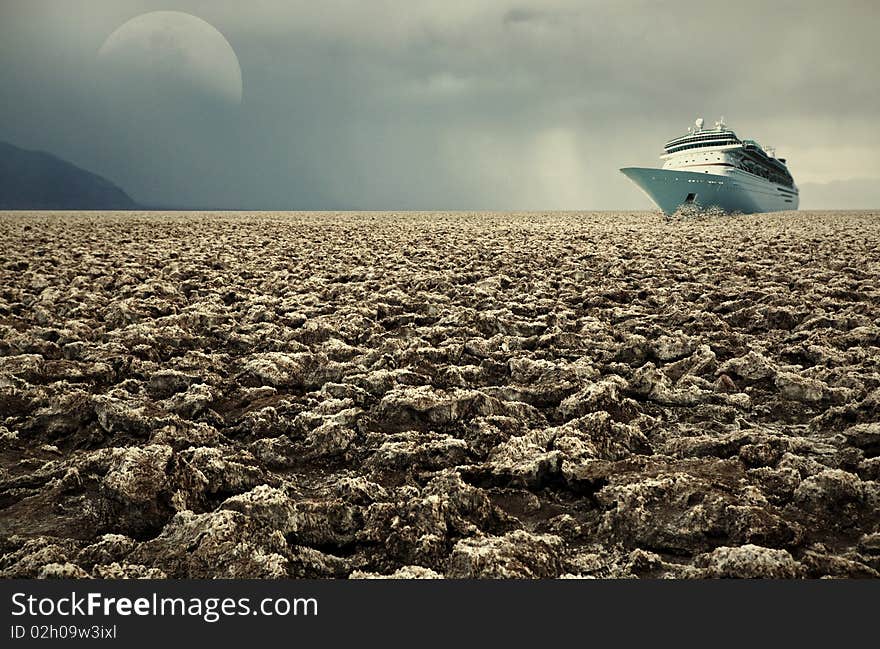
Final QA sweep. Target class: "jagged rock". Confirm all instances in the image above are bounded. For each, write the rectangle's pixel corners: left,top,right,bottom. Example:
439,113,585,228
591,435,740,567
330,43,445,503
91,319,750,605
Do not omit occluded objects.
483,429,561,488
628,363,705,406
219,485,296,533
775,372,829,403
248,436,297,469
240,352,343,390
843,422,880,454
421,471,494,535
778,452,828,477
651,331,697,361
3,211,879,579
348,369,398,397
460,416,526,458
149,422,221,451
555,412,650,461
101,444,173,535
26,389,95,438
563,548,633,579
128,510,288,578
103,445,171,500
289,499,361,548
693,544,802,578
664,431,754,459
147,369,200,398
543,514,582,539
93,390,175,436
746,467,801,505
664,345,718,383
77,534,137,567
0,354,46,383
446,531,564,578
858,532,880,555
335,476,388,504
302,421,358,459
800,545,880,578
162,383,216,418
857,457,880,481
92,562,167,578
350,565,444,579
367,432,470,473
596,471,802,554
717,351,777,381
503,357,590,404
171,447,270,510
360,471,495,569
320,381,371,406
376,386,505,427
0,536,81,578
739,442,783,468
791,469,866,519
234,405,288,438
286,545,351,578
38,562,91,579
558,375,629,420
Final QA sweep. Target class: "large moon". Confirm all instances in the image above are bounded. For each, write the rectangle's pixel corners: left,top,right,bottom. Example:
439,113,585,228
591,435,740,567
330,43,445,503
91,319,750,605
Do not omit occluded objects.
98,11,243,105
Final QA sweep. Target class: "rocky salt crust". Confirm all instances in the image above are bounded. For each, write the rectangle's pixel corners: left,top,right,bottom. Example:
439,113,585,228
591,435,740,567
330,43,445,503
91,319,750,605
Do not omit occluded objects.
1,210,879,579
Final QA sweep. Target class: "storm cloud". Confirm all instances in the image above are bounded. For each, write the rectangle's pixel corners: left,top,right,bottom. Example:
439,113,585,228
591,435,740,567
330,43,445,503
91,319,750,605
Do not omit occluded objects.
1,0,878,209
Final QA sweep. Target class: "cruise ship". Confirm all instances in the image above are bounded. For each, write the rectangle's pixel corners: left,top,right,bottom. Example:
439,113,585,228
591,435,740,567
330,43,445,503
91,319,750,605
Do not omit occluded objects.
621,118,798,214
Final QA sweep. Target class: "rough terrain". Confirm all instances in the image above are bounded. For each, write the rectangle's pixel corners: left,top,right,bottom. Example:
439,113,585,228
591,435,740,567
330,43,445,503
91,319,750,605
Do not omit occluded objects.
1,210,879,579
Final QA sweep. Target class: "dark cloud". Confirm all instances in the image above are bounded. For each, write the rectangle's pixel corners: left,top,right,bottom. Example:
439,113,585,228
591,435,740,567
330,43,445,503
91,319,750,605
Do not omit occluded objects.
0,0,877,209
800,179,880,210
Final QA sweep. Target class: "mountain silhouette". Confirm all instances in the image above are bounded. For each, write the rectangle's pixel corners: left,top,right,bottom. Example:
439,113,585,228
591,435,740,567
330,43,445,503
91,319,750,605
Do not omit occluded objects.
0,141,137,209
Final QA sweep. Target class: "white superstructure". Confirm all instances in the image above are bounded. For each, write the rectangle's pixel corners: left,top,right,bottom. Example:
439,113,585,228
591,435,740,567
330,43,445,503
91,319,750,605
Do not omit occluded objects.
621,118,799,215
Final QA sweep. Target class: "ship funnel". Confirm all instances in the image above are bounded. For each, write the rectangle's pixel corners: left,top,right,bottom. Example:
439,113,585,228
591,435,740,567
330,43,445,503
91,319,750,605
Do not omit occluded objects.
695,117,704,131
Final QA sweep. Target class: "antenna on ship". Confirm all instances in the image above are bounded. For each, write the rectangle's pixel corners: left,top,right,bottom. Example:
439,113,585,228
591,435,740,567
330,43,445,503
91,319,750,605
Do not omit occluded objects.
695,117,704,132
716,116,725,130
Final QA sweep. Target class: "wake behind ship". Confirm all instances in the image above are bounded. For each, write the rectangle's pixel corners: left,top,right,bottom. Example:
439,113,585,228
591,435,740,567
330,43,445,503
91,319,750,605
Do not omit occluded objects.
621,118,798,215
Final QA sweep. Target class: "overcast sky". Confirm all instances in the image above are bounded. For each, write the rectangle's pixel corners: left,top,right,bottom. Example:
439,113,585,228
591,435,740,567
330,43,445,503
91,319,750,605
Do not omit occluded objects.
1,0,878,209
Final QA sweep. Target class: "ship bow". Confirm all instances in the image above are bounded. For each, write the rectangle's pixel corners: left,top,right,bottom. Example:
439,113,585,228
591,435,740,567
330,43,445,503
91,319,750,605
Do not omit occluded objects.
620,167,686,215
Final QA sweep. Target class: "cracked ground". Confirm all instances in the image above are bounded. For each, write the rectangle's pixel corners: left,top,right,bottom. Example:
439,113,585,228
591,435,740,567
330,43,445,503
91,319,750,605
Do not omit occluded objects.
1,210,879,579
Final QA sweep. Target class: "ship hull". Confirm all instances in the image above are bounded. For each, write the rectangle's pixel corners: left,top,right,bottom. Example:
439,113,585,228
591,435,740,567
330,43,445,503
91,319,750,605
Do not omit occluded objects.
620,167,798,215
